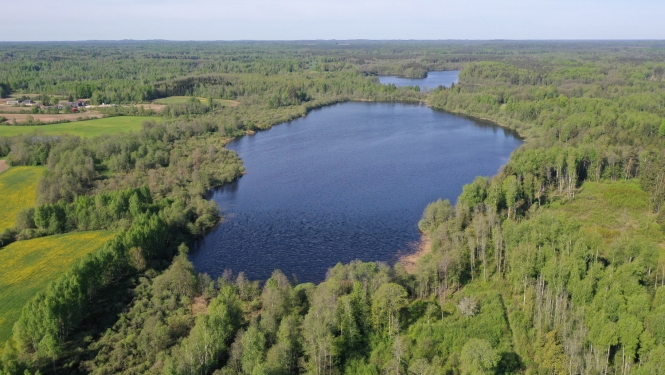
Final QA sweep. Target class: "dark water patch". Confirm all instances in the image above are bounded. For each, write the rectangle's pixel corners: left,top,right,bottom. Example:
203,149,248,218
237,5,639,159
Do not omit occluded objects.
379,71,459,90
190,102,521,283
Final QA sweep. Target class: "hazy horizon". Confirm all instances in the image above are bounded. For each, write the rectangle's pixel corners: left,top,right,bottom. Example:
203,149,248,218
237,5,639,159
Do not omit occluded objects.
1,0,664,42
1,39,664,43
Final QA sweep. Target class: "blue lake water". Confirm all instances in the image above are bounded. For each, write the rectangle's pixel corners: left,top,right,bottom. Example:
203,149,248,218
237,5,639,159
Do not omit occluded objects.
379,71,460,90
190,102,522,282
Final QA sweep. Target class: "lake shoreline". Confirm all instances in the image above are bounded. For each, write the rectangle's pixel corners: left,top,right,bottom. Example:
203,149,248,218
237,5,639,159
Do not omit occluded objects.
399,233,431,273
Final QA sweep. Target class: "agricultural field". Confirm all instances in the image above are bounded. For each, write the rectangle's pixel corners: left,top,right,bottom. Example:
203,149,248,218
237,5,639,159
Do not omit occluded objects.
0,116,160,138
0,104,30,114
0,231,114,346
0,112,103,123
153,96,240,107
0,166,43,232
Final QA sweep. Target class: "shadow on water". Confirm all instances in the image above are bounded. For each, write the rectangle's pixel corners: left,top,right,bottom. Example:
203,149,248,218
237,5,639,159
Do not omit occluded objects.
206,179,240,200
436,109,524,141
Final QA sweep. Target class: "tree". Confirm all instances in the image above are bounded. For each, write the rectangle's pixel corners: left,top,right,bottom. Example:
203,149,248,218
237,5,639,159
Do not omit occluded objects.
633,345,665,375
458,297,478,318
241,325,266,375
302,284,337,375
459,338,500,375
535,330,566,375
418,199,453,233
38,334,60,375
260,270,292,342
371,283,407,337
14,208,35,231
265,316,301,374
502,175,520,219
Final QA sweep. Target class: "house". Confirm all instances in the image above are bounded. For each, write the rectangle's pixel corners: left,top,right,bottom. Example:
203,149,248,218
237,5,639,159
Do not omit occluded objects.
59,101,79,109
6,100,20,105
22,99,35,105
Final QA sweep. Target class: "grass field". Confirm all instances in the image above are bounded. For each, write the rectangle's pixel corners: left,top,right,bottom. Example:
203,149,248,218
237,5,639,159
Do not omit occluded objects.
153,96,240,107
0,166,44,231
0,116,160,138
0,231,114,346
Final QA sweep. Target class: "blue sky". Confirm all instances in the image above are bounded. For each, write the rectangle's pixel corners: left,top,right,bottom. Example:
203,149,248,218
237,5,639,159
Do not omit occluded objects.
1,0,663,41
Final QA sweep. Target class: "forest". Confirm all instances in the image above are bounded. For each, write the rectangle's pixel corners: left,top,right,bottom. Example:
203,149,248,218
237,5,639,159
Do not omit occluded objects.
0,41,664,375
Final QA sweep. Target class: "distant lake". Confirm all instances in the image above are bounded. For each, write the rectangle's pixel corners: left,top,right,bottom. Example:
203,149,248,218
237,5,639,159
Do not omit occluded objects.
379,71,459,90
190,102,521,282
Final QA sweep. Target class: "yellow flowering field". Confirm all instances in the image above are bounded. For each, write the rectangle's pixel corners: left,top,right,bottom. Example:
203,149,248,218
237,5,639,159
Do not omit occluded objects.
0,165,44,231
0,231,113,346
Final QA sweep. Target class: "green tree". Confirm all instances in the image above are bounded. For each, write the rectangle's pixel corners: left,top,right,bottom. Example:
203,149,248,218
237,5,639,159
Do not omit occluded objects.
634,345,665,375
502,175,520,219
38,334,60,375
459,338,500,375
418,199,453,233
371,283,407,337
535,330,566,375
242,325,266,375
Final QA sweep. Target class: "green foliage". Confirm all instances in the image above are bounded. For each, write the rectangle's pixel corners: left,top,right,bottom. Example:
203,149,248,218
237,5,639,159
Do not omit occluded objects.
459,338,500,375
371,283,407,337
418,198,453,233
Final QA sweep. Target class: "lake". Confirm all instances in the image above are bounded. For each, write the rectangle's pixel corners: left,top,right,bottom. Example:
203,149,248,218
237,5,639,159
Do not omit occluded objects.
379,71,459,90
190,102,522,283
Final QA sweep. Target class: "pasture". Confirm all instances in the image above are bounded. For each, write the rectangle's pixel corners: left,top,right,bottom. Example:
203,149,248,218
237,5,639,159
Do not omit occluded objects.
0,231,113,345
0,116,160,138
0,166,43,231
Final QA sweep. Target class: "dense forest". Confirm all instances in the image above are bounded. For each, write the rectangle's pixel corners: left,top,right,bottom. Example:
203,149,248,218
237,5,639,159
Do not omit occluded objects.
0,41,664,375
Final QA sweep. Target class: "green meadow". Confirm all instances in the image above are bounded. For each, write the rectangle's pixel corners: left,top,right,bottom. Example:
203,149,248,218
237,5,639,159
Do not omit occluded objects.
0,116,160,138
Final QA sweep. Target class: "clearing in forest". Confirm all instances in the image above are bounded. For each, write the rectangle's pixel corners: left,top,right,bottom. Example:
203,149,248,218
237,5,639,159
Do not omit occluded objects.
0,231,114,345
535,180,665,279
0,166,44,231
0,116,160,138
551,180,664,246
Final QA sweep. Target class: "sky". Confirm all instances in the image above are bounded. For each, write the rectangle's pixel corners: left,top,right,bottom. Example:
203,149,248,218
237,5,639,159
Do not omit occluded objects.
1,0,664,41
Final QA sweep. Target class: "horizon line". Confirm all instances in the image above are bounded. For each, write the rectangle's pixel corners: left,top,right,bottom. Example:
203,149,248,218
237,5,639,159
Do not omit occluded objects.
2,39,665,43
